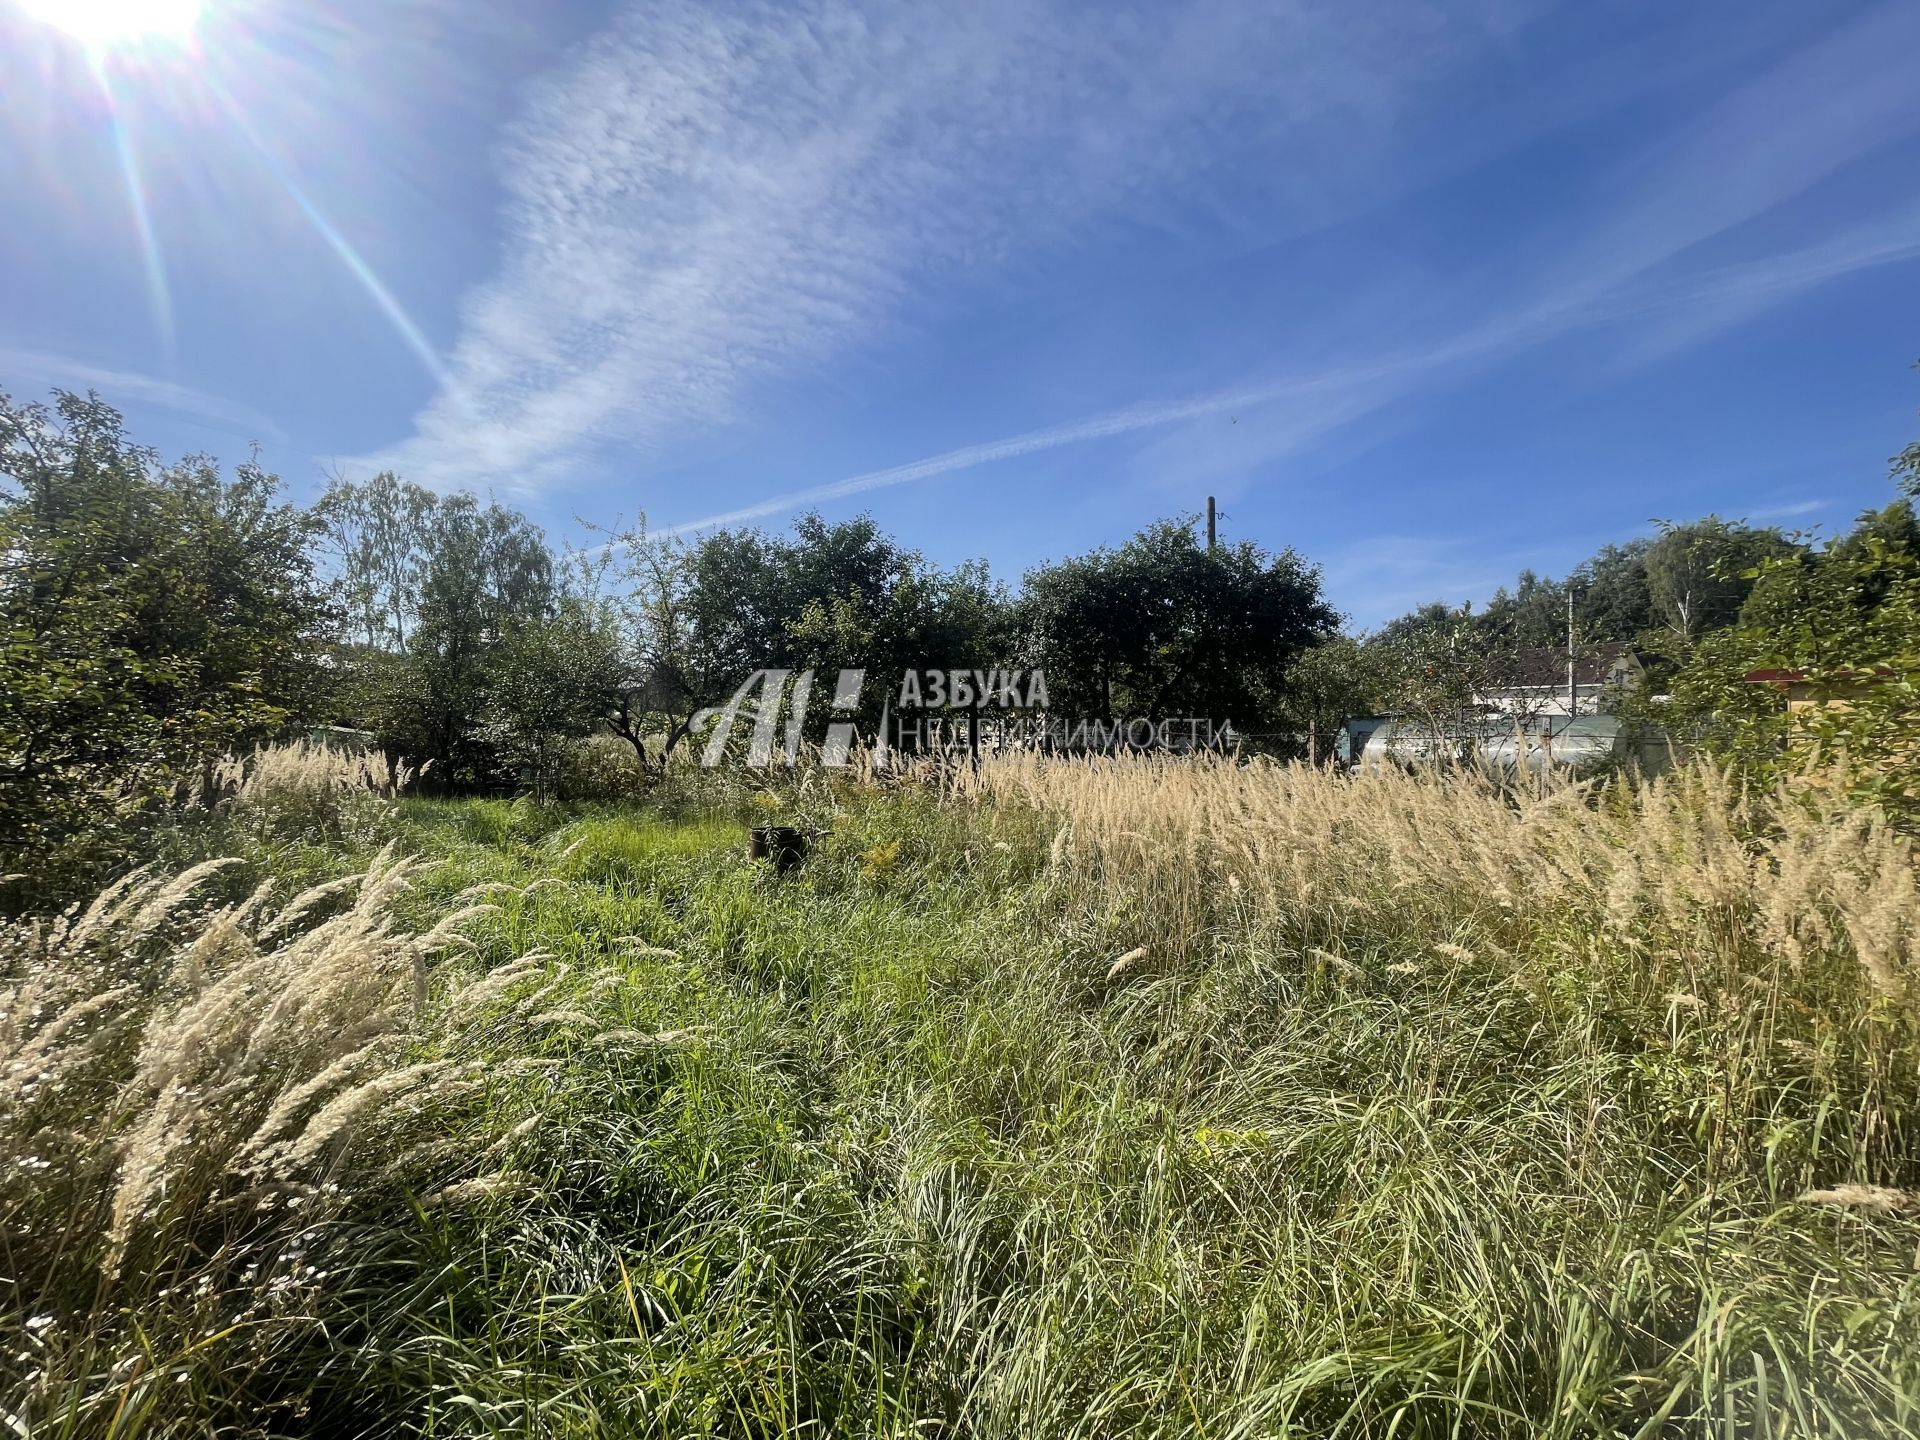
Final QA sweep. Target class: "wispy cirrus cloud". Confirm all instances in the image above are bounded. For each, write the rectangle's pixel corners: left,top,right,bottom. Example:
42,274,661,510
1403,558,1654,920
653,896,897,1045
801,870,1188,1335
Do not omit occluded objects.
360,0,1557,493
363,0,1920,514
667,205,1920,533
1594,202,1920,373
1526,1,1920,303
1749,498,1829,521
0,347,286,442
657,370,1386,535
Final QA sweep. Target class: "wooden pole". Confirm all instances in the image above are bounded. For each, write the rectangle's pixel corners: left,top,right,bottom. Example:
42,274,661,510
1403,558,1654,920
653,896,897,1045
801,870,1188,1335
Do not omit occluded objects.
1207,496,1217,550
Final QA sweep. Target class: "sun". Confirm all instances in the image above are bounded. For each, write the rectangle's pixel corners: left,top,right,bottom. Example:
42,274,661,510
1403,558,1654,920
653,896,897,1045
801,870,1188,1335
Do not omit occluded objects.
20,0,203,48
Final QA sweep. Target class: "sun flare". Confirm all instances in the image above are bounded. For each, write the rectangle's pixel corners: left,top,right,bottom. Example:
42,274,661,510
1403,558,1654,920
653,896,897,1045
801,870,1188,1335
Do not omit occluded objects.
21,0,203,48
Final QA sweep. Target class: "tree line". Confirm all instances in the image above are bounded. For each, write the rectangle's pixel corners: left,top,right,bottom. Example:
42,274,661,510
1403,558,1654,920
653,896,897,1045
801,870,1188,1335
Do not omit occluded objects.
0,391,1343,859
5,379,1919,873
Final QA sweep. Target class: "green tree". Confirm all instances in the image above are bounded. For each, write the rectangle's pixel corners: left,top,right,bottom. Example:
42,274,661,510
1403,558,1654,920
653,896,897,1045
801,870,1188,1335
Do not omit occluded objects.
398,496,554,782
1019,518,1337,730
1643,517,1798,653
338,491,558,784
0,391,325,869
1475,570,1569,652
1666,496,1920,821
1282,636,1393,762
1571,539,1655,643
1896,439,1920,501
1376,600,1471,647
477,598,628,797
1370,610,1509,759
1894,358,1920,501
313,470,439,650
607,530,735,767
616,514,1012,762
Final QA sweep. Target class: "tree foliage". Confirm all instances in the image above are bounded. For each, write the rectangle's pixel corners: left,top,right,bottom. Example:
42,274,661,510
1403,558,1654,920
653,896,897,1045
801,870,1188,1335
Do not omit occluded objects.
1665,497,1920,820
1643,517,1797,653
1281,636,1392,759
1365,517,1802,744
8,373,1917,844
313,470,438,650
612,514,1011,761
0,392,325,867
317,476,558,785
477,598,629,795
1019,518,1336,728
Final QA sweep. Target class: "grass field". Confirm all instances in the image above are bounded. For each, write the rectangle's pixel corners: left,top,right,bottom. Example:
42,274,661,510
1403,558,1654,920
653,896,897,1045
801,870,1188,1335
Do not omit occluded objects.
4,751,1918,1437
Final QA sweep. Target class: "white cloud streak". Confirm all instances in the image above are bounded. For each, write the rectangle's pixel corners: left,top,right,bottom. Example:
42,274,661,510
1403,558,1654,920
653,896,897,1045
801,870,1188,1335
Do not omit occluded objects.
666,208,1920,533
1749,498,1829,521
0,348,286,442
360,0,1554,493
657,375,1360,535
1534,1,1920,304
364,0,1920,522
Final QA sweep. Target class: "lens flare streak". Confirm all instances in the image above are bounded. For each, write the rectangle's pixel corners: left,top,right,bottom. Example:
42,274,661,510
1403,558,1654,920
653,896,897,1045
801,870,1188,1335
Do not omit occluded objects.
205,78,455,396
89,58,174,352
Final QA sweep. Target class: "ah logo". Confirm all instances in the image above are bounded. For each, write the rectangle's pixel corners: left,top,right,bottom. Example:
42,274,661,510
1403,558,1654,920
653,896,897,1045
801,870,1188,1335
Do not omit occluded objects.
694,669,866,768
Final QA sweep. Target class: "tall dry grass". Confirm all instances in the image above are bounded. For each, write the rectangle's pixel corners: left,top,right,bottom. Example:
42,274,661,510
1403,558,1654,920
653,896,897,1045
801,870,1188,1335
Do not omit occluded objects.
211,738,421,804
870,754,1919,1435
200,741,428,858
6,753,1918,1435
0,844,504,1432
967,753,1916,992
965,752,1920,1172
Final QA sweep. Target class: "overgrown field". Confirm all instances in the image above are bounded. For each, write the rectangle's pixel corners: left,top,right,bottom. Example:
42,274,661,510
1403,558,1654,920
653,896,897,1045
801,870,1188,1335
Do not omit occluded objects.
4,751,1919,1438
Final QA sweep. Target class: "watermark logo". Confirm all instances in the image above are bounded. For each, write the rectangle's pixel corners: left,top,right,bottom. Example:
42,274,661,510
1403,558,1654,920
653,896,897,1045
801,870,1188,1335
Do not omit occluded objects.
696,668,867,769
896,669,1047,710
692,666,1229,767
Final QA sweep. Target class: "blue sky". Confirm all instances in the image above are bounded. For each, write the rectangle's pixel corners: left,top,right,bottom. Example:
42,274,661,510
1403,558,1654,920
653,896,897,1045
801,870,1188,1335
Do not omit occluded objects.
4,0,1919,626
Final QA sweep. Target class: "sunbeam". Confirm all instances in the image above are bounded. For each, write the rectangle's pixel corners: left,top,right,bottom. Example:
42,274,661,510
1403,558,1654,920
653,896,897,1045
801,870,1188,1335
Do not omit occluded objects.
88,57,175,353
205,77,457,398
15,0,460,400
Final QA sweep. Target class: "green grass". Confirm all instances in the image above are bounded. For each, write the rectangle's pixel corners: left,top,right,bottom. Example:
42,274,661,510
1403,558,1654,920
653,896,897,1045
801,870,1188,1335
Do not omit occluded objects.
6,777,1918,1438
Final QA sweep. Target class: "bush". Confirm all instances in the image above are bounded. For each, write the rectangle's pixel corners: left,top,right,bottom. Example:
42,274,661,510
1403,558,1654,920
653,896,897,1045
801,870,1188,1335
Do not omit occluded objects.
1662,499,1920,825
0,392,327,880
552,733,653,802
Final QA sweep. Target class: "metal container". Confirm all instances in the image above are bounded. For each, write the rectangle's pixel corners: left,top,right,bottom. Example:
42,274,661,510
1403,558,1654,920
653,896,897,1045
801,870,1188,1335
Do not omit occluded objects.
1357,714,1670,775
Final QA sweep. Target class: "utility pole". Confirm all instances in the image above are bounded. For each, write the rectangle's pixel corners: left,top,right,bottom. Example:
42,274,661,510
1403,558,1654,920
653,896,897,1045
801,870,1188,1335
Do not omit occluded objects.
1566,585,1577,717
1207,496,1217,551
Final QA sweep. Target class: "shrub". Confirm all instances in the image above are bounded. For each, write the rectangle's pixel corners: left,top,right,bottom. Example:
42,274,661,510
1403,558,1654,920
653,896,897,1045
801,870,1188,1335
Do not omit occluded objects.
0,392,327,877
